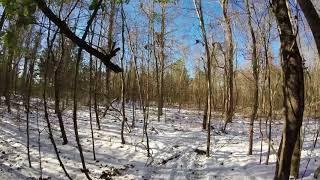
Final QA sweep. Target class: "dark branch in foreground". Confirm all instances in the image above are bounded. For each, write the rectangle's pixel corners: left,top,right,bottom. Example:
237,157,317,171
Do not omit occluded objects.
35,0,122,73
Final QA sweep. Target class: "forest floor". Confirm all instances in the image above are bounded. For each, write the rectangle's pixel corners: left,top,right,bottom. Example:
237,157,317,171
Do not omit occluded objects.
0,100,319,180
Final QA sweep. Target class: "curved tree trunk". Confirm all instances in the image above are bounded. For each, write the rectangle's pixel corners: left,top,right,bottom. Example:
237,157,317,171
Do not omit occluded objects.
272,0,305,179
297,0,320,57
296,0,320,176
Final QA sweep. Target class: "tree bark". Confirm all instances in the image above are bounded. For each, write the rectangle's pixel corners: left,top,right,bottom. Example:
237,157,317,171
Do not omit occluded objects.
272,0,305,179
265,27,273,166
89,54,96,160
120,1,126,144
203,91,208,130
25,30,41,168
54,34,68,145
88,22,97,160
4,48,13,113
245,0,259,156
43,20,71,180
290,130,301,178
105,0,116,103
157,2,166,121
72,1,103,179
222,0,234,131
296,0,320,176
193,0,213,157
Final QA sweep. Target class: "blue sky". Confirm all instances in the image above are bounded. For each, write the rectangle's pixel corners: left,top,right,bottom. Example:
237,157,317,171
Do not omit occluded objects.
123,1,225,76
32,0,317,77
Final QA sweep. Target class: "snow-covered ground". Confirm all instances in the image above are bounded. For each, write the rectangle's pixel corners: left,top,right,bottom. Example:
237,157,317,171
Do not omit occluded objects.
0,102,319,180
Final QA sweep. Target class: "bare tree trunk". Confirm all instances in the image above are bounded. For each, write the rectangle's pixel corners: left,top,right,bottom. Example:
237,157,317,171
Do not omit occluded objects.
203,91,208,130
131,63,136,128
22,29,33,108
72,1,102,179
120,1,126,144
54,34,68,145
73,47,91,180
259,118,264,164
25,30,41,168
89,54,96,160
157,2,166,121
93,55,102,128
296,0,320,176
93,13,107,131
94,64,101,130
4,48,13,113
88,23,97,160
105,0,116,106
245,0,259,156
265,21,273,166
132,53,150,156
43,21,71,180
290,0,320,175
25,51,31,168
222,0,234,131
13,58,19,95
36,101,42,179
193,0,213,157
145,39,151,157
43,62,72,180
272,0,305,179
290,130,302,178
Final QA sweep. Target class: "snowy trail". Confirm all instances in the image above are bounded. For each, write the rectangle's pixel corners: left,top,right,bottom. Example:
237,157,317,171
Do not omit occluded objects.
0,105,319,179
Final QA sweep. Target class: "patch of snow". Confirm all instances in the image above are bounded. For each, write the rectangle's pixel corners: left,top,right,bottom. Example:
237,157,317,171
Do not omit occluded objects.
0,103,319,179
